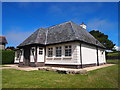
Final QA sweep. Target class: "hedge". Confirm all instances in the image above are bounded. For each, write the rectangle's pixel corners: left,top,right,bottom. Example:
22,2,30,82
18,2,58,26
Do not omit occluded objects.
106,51,120,60
0,50,15,64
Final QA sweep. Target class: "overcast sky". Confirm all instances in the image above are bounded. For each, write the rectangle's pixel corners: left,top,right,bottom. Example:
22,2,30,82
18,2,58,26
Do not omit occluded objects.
2,2,118,47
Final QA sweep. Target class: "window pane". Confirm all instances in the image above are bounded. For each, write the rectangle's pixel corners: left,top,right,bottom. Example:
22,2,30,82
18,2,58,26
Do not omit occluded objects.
65,45,72,56
56,47,62,57
39,47,43,55
48,48,53,57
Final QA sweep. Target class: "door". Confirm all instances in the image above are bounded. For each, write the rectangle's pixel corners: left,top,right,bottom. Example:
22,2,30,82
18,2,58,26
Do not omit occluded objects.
24,47,30,66
37,47,44,62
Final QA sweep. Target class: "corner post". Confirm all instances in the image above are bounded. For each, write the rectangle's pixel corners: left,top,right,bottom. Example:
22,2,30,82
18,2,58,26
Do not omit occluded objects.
80,43,82,68
96,47,99,66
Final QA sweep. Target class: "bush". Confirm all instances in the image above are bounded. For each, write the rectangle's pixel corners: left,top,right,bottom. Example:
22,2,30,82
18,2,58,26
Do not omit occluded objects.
1,50,15,64
106,51,120,60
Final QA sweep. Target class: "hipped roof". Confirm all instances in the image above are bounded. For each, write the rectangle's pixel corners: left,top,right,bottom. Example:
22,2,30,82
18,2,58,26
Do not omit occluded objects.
18,21,105,48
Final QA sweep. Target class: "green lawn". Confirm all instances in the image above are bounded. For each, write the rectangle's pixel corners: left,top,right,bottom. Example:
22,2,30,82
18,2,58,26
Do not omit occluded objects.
107,52,120,56
2,64,118,88
0,65,10,67
106,59,119,64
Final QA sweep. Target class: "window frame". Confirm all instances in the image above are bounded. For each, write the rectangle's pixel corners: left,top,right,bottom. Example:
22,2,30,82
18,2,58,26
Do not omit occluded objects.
65,45,72,57
56,46,62,57
31,47,35,56
39,47,43,55
48,47,53,57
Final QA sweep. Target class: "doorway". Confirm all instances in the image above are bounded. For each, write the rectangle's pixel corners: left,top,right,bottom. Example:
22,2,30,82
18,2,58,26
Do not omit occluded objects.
24,47,30,66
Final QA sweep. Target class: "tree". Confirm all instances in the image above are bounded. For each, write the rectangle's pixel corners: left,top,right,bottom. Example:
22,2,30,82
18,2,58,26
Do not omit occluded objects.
89,30,115,50
6,46,15,50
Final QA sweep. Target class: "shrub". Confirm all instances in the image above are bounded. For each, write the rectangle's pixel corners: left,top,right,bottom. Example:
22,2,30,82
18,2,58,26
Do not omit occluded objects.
1,50,15,64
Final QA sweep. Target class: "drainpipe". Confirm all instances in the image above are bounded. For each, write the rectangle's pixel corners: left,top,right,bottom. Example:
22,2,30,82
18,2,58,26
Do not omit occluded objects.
35,46,37,66
80,43,82,68
96,47,99,66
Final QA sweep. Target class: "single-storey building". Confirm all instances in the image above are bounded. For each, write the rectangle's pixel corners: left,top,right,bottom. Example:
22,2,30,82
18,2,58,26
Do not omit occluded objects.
0,36,8,50
15,21,106,68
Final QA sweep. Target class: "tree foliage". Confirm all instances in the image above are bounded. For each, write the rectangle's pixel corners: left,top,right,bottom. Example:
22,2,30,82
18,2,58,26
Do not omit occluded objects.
1,50,15,64
89,30,115,50
6,46,15,50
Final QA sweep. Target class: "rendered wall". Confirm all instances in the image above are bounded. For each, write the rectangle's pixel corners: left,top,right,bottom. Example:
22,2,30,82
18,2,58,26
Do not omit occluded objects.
14,51,19,63
98,48,106,64
81,44,97,64
45,42,80,65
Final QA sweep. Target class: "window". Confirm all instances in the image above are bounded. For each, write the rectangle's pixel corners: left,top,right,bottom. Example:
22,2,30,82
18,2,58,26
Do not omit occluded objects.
31,47,35,56
101,51,104,54
65,45,72,56
17,51,20,58
39,47,43,55
48,48,53,57
20,49,22,56
56,46,62,57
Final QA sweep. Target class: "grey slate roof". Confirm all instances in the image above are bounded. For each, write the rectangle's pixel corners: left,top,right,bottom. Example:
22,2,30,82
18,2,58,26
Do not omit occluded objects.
0,36,8,44
18,21,105,48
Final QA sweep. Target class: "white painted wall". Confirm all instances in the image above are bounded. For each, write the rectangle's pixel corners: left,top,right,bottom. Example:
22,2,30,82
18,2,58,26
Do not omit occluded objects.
45,42,80,65
14,51,19,63
98,48,106,64
37,46,45,62
16,42,106,66
81,44,97,65
19,49,24,62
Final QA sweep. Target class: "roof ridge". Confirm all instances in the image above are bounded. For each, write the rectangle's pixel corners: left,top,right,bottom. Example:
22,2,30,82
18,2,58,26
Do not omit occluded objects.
45,21,72,30
45,28,48,45
34,28,41,43
35,28,46,43
69,21,79,40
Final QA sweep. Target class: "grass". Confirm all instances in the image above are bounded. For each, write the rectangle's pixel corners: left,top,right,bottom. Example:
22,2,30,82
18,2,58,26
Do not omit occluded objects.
0,65,10,67
2,64,118,88
106,59,119,64
107,52,120,56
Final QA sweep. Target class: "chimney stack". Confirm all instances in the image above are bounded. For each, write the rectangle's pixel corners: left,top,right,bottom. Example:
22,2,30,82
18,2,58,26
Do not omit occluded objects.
80,22,86,29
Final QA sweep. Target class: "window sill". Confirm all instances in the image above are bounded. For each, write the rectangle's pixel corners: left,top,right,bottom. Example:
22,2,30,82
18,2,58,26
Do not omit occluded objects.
63,57,72,59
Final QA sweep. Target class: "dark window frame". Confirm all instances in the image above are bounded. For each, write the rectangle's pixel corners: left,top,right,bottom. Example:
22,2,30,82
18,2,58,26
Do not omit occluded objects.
65,45,72,56
31,47,35,56
56,46,62,57
48,48,53,57
39,47,43,55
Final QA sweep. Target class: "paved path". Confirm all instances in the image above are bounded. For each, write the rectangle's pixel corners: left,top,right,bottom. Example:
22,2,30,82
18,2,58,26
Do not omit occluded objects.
83,64,115,71
0,64,115,71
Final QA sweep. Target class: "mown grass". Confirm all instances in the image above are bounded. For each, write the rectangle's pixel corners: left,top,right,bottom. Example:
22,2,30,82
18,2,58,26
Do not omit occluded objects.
0,65,10,67
107,52,120,56
106,59,119,64
2,64,118,88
